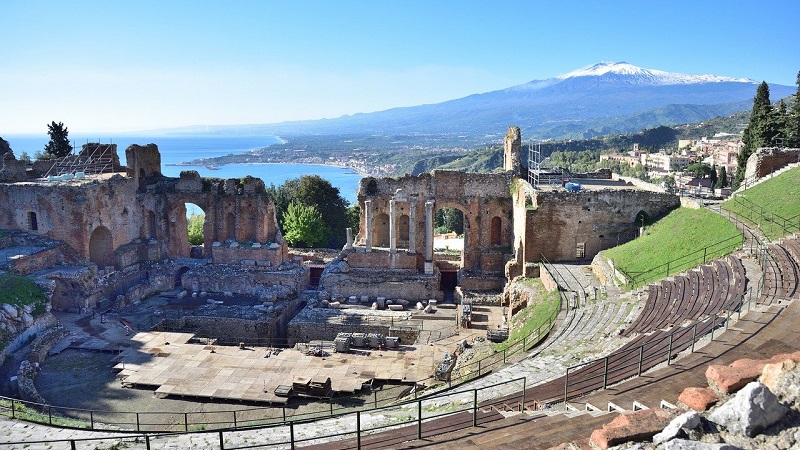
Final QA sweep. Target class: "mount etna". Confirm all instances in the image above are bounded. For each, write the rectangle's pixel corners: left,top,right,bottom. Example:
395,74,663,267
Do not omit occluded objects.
164,62,795,142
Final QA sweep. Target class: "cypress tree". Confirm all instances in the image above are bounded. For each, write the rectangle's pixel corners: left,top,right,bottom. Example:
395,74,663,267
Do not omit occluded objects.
788,71,800,148
735,82,777,187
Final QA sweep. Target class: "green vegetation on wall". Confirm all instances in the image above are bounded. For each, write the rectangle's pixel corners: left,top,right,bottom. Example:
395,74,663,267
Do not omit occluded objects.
494,278,561,352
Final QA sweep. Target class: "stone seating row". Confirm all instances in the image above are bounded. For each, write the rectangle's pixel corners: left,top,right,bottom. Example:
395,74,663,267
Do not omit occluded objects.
759,236,800,304
621,255,746,338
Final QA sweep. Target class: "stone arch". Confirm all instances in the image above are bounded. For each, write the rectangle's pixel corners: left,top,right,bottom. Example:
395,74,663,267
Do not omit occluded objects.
490,216,502,246
374,213,390,247
398,214,410,242
27,211,38,231
433,205,467,268
89,225,115,269
633,210,649,226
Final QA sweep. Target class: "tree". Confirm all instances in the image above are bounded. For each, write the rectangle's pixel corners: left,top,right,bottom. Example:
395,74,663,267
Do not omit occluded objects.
787,70,800,148
0,137,12,158
715,166,728,190
269,175,349,248
434,207,463,235
187,212,205,245
44,121,73,158
19,152,31,163
282,202,328,248
686,163,713,179
346,205,361,237
735,82,777,187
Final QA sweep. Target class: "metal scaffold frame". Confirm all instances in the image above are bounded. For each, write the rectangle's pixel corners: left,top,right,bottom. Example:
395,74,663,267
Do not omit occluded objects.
43,141,117,179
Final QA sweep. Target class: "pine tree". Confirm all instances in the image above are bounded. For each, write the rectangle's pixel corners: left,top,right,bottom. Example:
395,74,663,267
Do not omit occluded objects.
735,82,777,187
44,121,73,158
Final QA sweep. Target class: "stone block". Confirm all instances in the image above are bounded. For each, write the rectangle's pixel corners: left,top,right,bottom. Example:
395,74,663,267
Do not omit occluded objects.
653,411,700,445
678,387,719,411
242,259,256,266
761,359,800,409
706,364,761,395
388,304,404,311
590,409,675,450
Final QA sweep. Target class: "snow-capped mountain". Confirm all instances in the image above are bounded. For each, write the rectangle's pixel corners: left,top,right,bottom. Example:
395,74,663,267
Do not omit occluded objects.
556,62,755,85
196,62,793,141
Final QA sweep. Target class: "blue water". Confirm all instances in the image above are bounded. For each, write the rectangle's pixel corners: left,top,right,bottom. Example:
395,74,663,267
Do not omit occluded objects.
3,134,362,203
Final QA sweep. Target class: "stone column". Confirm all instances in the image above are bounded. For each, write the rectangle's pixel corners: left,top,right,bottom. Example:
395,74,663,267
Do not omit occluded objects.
408,197,417,254
345,227,353,250
424,200,434,274
364,200,373,252
389,199,396,253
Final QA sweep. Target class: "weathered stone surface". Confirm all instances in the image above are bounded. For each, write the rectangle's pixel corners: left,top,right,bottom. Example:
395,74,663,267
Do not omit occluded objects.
664,439,742,450
761,359,800,409
653,411,701,445
707,382,789,437
590,408,675,449
706,363,761,395
2,303,18,320
678,387,719,411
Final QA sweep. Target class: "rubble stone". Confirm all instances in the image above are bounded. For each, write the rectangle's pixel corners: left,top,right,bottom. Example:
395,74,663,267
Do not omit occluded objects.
653,411,701,445
678,387,719,411
707,381,789,437
590,408,675,449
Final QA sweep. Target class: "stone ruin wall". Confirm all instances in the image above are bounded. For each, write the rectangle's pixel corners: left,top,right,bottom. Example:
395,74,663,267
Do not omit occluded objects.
153,315,279,344
354,170,514,274
322,269,441,301
521,189,680,263
744,147,800,180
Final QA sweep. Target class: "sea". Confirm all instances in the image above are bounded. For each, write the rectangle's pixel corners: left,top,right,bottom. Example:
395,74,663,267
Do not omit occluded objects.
3,134,363,204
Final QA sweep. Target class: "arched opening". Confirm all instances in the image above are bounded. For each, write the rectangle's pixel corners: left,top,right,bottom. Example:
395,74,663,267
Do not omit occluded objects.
634,210,649,226
174,266,190,288
374,213,390,247
186,203,206,257
398,214,410,243
27,211,38,231
89,225,115,269
490,216,502,246
146,210,156,239
226,212,236,241
434,207,464,252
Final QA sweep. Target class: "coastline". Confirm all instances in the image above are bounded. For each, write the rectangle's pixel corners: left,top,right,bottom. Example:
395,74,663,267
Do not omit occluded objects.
169,160,373,177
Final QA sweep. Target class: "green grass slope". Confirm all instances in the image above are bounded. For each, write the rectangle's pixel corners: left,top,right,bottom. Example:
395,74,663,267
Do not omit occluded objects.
603,207,742,287
722,165,800,240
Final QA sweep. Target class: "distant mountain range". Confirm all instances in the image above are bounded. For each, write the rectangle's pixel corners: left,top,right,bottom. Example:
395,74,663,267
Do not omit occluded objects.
165,62,795,142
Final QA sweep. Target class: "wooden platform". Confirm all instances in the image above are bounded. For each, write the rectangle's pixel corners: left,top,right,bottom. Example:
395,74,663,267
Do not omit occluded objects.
113,331,439,404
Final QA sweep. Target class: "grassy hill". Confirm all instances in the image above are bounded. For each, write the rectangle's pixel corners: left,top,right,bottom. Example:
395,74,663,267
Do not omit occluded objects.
602,207,742,287
722,165,800,240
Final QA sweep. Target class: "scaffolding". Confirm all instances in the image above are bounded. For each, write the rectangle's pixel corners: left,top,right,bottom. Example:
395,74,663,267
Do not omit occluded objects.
527,141,564,190
43,142,118,180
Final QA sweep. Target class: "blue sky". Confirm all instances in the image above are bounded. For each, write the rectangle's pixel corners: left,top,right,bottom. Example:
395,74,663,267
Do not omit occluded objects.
1,0,798,134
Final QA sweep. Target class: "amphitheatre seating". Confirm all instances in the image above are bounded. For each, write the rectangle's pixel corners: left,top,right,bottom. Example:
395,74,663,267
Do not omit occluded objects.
621,256,746,338
759,237,800,305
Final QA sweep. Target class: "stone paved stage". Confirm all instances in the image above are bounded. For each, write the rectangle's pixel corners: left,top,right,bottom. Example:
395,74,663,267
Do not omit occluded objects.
114,331,441,404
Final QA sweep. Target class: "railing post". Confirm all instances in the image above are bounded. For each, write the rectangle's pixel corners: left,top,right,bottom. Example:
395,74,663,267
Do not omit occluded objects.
146,434,151,450
472,389,478,427
70,441,76,450
602,356,609,389
290,420,295,450
691,322,697,353
711,317,716,341
282,406,287,423
48,405,52,425
703,247,707,263
521,377,526,411
10,399,14,419
184,412,188,432
356,411,361,450
233,410,237,429
637,345,644,376
417,399,422,439
667,333,673,365
563,367,569,407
